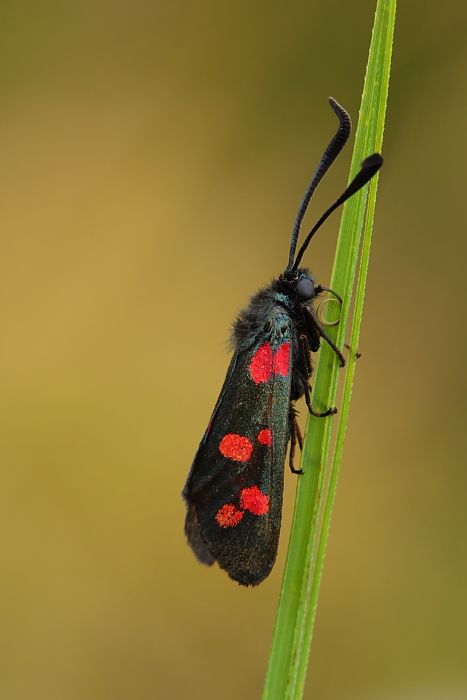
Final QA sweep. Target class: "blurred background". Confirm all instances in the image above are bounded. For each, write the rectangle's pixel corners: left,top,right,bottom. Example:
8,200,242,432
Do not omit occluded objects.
1,1,467,699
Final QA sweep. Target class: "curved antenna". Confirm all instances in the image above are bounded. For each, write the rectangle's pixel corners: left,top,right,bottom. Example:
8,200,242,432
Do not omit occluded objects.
286,98,351,270
292,153,383,271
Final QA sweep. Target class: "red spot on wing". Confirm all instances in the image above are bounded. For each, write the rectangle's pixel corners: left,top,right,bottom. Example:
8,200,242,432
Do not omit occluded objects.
273,343,290,376
249,343,273,383
215,486,269,528
215,504,244,527
240,486,269,515
258,428,272,446
219,433,253,462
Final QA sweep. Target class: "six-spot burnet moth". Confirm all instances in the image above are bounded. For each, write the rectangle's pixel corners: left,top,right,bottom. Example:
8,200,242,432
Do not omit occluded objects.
183,98,383,586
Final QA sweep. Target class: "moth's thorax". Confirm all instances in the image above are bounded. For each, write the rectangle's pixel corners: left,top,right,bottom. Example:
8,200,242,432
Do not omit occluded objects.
230,267,318,351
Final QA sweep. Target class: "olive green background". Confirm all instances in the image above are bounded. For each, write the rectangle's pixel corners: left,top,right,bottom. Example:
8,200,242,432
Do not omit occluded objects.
1,1,466,699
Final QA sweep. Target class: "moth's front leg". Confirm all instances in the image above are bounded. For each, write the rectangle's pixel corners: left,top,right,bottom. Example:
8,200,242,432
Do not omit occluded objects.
304,306,346,367
298,334,337,418
288,404,303,475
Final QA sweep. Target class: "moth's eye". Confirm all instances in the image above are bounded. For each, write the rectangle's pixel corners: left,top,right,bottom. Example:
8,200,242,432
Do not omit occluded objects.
296,278,315,300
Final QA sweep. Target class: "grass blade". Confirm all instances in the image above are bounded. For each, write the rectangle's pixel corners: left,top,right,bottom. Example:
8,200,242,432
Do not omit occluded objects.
262,0,396,697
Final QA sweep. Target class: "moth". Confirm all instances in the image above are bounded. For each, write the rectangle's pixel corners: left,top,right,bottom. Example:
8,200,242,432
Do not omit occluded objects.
183,98,382,585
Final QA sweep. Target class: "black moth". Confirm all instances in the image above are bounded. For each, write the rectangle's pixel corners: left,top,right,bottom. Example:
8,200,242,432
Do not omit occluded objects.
183,99,382,586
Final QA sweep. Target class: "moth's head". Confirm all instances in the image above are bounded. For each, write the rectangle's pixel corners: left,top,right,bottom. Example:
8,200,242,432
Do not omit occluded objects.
280,267,316,302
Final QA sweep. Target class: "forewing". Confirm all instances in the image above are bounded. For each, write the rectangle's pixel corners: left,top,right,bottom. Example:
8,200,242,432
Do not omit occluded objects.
183,317,293,586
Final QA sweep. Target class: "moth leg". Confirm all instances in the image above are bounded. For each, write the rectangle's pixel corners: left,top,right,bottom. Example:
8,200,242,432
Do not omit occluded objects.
344,342,361,359
298,335,337,417
304,380,337,417
294,414,304,451
288,404,304,475
298,334,312,377
304,306,346,367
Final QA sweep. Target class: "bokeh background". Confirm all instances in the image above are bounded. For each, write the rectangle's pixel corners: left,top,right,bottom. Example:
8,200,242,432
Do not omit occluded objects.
1,1,467,699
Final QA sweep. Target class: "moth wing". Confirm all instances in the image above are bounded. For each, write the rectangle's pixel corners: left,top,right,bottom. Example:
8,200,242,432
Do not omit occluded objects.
183,318,293,586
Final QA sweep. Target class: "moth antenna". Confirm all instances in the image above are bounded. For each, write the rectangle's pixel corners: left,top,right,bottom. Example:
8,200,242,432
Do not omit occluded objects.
291,153,383,271
287,98,351,270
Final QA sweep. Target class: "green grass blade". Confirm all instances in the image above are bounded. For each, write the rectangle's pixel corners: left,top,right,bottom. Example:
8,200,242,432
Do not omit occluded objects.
262,0,396,698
